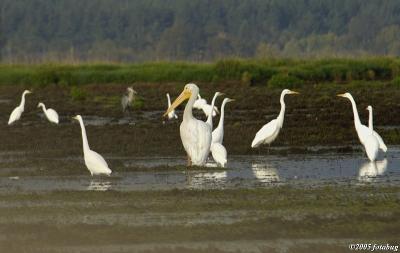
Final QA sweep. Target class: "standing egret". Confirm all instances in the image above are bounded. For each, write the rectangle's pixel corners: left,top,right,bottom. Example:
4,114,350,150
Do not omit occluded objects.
73,115,112,176
193,94,207,109
166,93,178,120
121,87,137,113
8,90,32,125
210,143,227,167
337,93,379,161
251,89,299,148
212,98,234,144
203,91,227,168
163,83,212,166
37,102,59,124
366,105,387,152
193,94,219,117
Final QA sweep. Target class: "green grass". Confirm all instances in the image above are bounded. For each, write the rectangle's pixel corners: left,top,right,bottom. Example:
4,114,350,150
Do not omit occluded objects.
1,58,400,86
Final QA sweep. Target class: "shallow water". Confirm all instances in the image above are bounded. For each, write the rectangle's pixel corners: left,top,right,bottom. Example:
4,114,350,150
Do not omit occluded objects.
1,148,400,192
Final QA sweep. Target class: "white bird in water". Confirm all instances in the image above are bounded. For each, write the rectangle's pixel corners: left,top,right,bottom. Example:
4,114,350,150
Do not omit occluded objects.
163,83,212,166
203,91,228,168
73,115,112,176
37,102,59,124
193,94,219,117
251,89,299,149
166,93,178,120
8,90,32,125
212,98,234,144
366,105,387,152
337,93,380,161
121,87,137,113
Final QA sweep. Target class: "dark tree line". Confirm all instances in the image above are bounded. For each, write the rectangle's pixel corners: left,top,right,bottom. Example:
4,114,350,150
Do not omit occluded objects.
1,0,400,63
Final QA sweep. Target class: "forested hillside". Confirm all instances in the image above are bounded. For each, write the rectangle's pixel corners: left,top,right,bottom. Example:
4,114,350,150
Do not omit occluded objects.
1,0,400,63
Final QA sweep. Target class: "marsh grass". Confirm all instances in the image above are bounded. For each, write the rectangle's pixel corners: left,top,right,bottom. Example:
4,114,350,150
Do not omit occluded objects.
0,58,399,87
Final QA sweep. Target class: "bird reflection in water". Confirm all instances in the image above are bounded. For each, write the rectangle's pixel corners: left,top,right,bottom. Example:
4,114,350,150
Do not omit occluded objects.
87,179,112,191
358,159,387,183
251,163,280,183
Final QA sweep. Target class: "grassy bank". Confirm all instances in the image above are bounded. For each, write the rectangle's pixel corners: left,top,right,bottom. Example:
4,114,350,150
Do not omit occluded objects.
1,186,399,252
1,58,400,87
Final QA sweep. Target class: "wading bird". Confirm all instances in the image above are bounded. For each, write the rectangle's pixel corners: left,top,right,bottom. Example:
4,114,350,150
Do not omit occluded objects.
8,90,32,125
163,83,212,166
193,94,219,117
121,87,137,113
366,105,387,152
251,89,299,149
337,93,381,161
166,93,178,120
212,98,235,144
37,102,59,124
203,91,228,167
73,115,112,176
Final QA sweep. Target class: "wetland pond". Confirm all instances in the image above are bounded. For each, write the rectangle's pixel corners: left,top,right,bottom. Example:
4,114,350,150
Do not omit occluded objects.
1,148,400,192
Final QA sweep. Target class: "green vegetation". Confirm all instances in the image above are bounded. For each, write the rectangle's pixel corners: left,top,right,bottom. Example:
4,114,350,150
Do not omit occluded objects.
0,58,399,86
2,0,400,62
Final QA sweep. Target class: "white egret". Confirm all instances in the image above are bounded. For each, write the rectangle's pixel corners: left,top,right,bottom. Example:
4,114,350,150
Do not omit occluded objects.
73,115,112,176
37,102,59,124
251,89,299,148
163,83,212,166
166,93,178,120
121,87,137,113
337,93,379,161
212,98,234,144
366,105,387,152
210,142,227,167
193,94,207,109
205,92,224,127
193,94,219,117
8,90,32,125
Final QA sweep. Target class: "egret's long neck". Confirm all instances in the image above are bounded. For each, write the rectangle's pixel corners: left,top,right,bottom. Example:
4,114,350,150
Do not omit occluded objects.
277,93,286,127
167,94,171,107
40,104,46,113
368,109,373,130
206,93,218,127
19,93,27,110
183,91,196,122
348,96,362,128
78,118,90,152
216,100,227,130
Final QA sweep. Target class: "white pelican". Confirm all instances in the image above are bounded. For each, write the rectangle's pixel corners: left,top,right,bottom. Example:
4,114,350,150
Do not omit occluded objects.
166,93,178,120
8,90,32,125
251,89,299,148
212,98,234,144
337,93,379,161
210,143,227,167
366,105,387,152
163,83,212,166
121,87,137,113
37,102,59,124
73,115,112,176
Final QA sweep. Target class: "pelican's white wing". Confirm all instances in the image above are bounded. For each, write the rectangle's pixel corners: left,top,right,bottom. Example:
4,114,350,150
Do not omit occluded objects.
84,150,112,175
46,108,59,124
210,143,227,167
372,131,387,152
251,119,279,148
8,107,23,125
